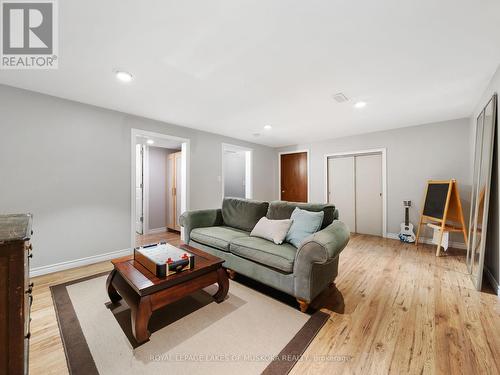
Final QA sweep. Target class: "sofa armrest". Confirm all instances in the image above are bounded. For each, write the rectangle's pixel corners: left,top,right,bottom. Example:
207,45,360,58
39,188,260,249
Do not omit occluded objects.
293,220,350,301
179,209,223,243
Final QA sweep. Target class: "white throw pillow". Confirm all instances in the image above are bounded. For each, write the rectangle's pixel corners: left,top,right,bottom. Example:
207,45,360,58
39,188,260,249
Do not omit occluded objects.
250,217,293,245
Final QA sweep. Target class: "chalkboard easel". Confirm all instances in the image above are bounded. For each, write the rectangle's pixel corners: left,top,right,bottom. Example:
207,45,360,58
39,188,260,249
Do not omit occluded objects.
415,179,467,256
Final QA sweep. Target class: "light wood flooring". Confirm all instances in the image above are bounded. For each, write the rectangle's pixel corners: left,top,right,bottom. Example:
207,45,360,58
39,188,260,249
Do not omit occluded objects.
135,230,180,247
29,233,499,374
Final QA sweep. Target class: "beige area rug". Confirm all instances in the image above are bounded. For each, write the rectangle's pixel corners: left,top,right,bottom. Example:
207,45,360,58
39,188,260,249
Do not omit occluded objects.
51,273,328,375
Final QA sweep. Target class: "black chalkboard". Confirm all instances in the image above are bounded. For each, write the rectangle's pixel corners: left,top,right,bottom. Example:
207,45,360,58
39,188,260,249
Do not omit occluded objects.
423,183,450,219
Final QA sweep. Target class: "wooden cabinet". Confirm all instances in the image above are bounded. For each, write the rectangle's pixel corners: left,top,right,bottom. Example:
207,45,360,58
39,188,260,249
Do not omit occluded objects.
0,214,33,375
167,152,182,231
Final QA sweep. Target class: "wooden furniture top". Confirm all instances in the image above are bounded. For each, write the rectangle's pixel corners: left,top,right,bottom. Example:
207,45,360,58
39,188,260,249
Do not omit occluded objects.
0,213,33,244
111,244,224,296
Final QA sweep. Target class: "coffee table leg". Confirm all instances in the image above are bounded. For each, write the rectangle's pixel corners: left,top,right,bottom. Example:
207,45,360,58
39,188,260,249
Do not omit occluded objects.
213,267,229,303
106,269,122,303
131,295,152,344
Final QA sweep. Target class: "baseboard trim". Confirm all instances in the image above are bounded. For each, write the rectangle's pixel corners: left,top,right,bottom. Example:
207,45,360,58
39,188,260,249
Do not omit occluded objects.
484,267,500,297
146,227,167,235
30,248,132,277
386,232,467,250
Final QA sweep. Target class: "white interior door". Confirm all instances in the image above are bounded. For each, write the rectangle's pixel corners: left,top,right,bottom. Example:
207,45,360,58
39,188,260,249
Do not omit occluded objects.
223,150,246,198
135,144,144,234
355,154,383,236
328,156,356,232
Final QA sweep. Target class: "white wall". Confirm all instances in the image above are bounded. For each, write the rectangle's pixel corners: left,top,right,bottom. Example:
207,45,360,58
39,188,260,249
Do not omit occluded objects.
471,64,500,289
0,84,277,270
277,118,472,241
223,150,246,198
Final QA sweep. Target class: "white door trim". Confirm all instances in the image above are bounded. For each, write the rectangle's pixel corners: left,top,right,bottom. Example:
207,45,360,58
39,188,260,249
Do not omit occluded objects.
323,148,387,237
278,149,310,202
131,129,190,247
221,143,253,200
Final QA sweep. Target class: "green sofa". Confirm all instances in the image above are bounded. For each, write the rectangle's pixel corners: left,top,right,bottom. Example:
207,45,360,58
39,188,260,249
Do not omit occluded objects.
179,198,350,312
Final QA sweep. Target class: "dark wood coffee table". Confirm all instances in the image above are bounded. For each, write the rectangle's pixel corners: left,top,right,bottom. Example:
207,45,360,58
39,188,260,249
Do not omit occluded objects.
106,243,229,343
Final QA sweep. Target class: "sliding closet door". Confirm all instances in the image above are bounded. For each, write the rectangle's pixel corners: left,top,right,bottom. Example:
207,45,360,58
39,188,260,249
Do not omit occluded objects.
328,156,356,232
355,154,383,236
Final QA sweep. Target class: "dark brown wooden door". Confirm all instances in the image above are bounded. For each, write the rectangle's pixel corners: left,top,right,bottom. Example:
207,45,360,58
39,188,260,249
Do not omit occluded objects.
280,152,308,202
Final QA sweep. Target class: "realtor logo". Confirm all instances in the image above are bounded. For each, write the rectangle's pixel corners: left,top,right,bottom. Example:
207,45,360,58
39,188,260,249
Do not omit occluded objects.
1,0,58,69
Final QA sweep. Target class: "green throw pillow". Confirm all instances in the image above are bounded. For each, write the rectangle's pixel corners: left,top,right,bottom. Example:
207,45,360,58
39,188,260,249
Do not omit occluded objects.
286,207,324,248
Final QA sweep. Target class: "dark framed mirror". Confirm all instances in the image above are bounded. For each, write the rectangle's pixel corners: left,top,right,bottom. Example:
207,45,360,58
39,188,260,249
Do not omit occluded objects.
467,94,497,290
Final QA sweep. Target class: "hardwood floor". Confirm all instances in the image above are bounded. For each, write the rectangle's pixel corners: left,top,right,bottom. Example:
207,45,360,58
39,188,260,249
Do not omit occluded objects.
29,234,499,374
135,230,180,247
29,231,181,375
291,235,500,375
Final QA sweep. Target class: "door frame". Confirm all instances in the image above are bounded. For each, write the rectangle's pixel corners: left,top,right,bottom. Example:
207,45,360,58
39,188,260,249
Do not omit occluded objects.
323,148,387,237
221,143,253,200
130,129,190,247
278,149,310,202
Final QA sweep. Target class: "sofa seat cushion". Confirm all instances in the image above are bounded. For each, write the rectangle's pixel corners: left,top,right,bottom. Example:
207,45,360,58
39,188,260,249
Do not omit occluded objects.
190,226,250,252
229,237,297,273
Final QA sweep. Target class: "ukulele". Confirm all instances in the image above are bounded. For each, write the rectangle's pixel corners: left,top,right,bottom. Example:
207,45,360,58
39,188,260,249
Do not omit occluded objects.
399,200,416,243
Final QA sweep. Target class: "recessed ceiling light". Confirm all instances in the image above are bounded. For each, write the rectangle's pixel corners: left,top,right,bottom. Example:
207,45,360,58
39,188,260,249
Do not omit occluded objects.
332,93,349,103
115,71,133,83
354,101,367,109
146,139,154,145
264,125,272,130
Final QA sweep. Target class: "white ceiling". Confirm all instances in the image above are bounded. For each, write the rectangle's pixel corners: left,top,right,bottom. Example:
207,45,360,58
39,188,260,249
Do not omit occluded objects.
1,0,500,147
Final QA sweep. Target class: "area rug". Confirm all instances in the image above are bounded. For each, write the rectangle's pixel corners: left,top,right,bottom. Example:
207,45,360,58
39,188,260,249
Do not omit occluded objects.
51,272,328,375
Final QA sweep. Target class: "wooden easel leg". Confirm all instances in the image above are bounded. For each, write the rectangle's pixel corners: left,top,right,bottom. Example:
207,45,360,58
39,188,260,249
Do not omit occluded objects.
436,223,446,257
453,181,468,246
415,218,423,247
435,181,453,257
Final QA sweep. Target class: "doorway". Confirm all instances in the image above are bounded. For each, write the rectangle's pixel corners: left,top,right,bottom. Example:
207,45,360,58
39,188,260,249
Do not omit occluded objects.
131,129,190,248
222,143,253,199
325,149,387,237
135,144,145,235
279,150,309,202
167,151,182,231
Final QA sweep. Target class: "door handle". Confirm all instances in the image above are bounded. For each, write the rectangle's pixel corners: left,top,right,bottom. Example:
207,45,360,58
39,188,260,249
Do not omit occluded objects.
281,190,285,193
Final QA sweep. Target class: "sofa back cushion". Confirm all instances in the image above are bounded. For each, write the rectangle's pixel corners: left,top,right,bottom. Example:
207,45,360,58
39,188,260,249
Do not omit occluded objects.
222,198,269,232
267,201,336,229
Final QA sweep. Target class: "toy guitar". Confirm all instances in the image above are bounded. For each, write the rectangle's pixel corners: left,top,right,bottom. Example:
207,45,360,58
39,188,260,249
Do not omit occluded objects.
399,200,416,243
